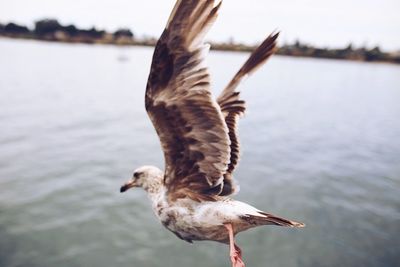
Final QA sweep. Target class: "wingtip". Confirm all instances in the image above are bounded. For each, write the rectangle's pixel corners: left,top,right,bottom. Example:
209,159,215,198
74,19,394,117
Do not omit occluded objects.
292,221,306,228
266,30,280,47
271,30,280,38
214,0,223,9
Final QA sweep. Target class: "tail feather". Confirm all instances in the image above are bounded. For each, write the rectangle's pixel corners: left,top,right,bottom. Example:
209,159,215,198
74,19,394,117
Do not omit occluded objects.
242,211,305,228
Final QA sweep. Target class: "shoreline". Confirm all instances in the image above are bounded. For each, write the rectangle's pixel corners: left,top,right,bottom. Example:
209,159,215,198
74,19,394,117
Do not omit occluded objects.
1,19,399,65
2,35,399,66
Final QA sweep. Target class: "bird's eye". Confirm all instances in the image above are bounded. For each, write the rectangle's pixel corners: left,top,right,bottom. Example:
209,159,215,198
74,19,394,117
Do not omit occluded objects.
134,172,141,179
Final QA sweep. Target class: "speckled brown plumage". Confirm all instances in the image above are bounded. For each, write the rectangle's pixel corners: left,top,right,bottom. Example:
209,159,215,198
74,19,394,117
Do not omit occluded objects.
145,0,230,202
120,2,304,267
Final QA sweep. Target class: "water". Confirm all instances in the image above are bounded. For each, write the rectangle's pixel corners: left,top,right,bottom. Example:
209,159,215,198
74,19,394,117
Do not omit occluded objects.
0,38,399,267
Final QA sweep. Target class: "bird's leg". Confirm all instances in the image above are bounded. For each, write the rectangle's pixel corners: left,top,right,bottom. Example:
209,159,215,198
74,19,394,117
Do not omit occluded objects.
224,223,245,267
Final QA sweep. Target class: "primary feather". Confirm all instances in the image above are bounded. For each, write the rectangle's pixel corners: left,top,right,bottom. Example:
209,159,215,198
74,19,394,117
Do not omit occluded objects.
146,0,230,202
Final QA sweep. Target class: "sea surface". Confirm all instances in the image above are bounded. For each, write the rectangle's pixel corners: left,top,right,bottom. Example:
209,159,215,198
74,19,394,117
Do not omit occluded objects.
0,38,399,267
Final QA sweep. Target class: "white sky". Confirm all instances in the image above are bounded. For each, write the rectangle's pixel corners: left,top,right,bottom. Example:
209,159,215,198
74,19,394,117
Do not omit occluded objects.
1,0,399,51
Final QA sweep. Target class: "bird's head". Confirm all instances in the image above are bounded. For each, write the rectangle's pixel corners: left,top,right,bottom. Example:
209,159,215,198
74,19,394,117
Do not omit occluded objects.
120,165,163,193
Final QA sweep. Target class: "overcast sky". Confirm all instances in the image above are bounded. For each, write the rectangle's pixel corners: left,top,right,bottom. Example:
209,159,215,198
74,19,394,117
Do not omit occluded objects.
1,0,399,51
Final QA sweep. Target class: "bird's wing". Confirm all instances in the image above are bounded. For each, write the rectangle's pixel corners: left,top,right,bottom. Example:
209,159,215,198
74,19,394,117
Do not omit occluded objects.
217,32,279,196
145,0,231,202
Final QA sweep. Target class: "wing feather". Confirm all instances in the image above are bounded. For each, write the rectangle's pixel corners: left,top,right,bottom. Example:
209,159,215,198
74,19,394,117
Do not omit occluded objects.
146,0,229,201
217,32,279,196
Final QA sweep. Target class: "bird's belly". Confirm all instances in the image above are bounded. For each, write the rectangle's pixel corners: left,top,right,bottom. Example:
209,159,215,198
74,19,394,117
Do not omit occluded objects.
164,219,229,243
158,206,232,243
155,199,258,243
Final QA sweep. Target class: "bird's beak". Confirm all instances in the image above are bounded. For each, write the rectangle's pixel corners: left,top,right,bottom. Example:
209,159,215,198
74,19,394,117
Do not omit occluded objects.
120,179,137,193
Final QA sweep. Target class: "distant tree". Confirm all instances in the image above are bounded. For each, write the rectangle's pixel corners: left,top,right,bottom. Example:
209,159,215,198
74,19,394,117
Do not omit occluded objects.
313,48,326,58
344,43,353,52
90,27,105,38
63,24,79,36
79,27,105,39
0,23,4,33
4,23,30,34
114,28,134,39
370,46,381,53
365,46,384,61
392,56,400,64
294,39,301,48
35,19,61,36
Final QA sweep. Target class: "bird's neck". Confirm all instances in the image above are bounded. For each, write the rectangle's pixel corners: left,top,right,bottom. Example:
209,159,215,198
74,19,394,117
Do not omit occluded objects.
146,185,168,212
143,178,164,200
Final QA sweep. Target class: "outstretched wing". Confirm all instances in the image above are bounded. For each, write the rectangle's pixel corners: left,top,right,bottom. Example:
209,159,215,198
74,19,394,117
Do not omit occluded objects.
217,32,279,196
145,0,230,202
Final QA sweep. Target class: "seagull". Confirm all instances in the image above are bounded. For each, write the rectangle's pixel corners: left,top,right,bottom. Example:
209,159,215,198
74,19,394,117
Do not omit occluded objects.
120,1,304,266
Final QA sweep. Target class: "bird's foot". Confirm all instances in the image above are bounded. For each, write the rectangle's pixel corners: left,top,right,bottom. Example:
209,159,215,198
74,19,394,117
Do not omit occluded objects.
230,247,245,267
224,224,246,267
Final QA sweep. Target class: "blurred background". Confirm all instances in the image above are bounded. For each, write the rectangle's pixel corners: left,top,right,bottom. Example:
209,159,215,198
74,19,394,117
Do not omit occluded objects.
1,1,399,267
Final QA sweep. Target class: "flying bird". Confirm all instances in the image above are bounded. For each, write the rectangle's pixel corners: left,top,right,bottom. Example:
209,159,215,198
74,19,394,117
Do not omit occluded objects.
120,1,304,266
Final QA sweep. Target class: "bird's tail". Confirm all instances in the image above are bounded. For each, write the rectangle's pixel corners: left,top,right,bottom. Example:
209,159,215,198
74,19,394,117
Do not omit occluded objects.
242,211,305,228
